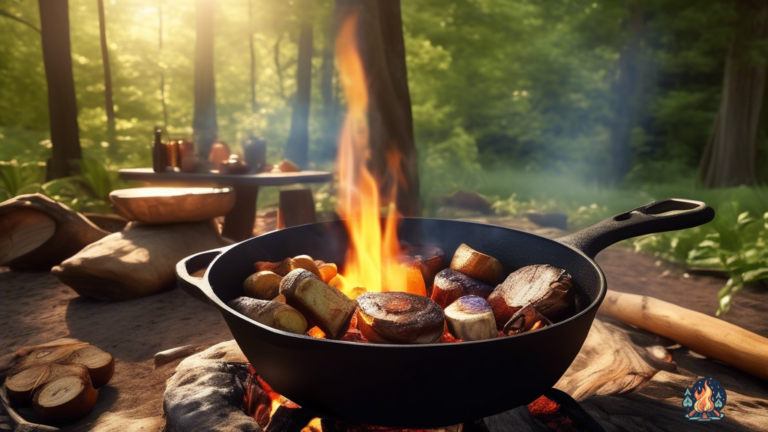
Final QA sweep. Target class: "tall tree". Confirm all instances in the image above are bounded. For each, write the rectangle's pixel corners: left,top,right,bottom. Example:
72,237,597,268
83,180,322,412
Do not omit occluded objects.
248,0,257,113
97,0,116,154
158,0,169,136
193,0,217,156
609,3,644,184
285,8,314,169
39,0,82,180
699,5,768,187
341,0,420,215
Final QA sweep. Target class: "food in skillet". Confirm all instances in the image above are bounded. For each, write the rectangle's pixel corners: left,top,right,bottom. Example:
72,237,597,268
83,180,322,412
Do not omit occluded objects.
229,243,574,344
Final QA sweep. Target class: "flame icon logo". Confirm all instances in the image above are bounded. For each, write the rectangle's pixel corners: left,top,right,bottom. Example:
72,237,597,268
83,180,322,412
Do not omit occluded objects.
683,377,726,421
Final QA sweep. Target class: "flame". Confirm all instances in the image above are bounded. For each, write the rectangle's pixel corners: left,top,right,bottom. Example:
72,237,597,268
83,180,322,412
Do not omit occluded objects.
694,380,714,413
333,12,425,297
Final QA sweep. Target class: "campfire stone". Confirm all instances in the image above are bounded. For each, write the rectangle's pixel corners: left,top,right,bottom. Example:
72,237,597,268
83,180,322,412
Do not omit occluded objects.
164,340,262,432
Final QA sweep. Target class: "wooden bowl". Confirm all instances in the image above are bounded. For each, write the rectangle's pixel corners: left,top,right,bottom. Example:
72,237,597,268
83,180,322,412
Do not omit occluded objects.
110,187,236,224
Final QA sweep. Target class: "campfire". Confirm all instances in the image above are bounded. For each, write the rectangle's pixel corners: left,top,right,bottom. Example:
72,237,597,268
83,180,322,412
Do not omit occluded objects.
227,13,577,346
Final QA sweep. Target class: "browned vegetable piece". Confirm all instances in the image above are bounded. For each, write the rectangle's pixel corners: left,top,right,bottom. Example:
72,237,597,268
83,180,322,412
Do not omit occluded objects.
356,292,444,344
487,264,573,328
33,374,99,424
449,243,505,285
401,244,446,294
280,276,357,339
290,255,321,278
244,271,283,300
272,294,287,303
502,303,553,335
69,345,115,388
444,295,498,341
431,268,495,308
318,263,338,284
228,297,308,334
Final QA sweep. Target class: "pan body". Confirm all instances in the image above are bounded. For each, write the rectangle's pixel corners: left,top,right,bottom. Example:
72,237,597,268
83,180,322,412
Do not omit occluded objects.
206,218,605,428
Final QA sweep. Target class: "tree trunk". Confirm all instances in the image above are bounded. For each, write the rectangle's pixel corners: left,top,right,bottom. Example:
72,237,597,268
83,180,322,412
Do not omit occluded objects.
97,0,116,155
340,0,420,216
609,3,643,184
285,19,314,169
158,1,169,136
248,0,257,113
318,5,339,162
193,0,217,157
39,0,82,180
698,13,768,188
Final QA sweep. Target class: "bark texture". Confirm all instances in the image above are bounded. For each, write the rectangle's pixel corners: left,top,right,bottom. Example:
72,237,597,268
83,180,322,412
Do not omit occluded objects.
339,0,421,216
38,0,82,180
699,11,768,187
193,0,217,157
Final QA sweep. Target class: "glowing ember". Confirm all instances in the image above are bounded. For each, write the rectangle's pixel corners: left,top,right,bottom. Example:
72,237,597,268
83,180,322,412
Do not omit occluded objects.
332,13,425,298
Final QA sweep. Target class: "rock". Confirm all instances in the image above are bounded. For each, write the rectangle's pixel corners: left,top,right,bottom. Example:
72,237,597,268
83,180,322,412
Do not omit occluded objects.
435,190,493,214
163,341,260,432
524,212,568,230
52,221,231,301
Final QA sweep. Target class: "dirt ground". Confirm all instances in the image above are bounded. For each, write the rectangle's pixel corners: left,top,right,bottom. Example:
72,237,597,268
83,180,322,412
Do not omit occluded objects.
1,216,767,431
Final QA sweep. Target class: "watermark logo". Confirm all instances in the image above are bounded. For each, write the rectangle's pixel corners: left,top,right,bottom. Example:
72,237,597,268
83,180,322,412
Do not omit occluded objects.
683,377,726,421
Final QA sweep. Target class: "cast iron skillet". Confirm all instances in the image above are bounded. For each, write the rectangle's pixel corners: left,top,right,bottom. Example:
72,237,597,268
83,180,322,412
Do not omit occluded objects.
176,198,714,428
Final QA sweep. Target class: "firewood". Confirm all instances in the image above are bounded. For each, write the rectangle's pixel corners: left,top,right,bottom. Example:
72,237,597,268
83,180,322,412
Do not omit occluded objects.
4,363,90,404
401,244,446,293
356,292,444,344
228,297,308,334
599,291,768,381
449,243,505,285
279,268,320,292
153,345,203,368
431,268,495,309
487,264,572,328
33,375,98,424
444,296,498,341
280,276,357,339
0,194,108,270
69,345,115,388
265,401,316,432
318,263,338,284
244,271,283,300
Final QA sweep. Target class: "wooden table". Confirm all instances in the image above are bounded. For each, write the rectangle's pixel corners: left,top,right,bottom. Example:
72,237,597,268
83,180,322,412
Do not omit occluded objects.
119,168,332,241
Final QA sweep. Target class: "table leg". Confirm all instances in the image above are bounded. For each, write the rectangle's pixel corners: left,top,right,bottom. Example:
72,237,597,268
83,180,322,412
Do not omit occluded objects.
222,185,259,241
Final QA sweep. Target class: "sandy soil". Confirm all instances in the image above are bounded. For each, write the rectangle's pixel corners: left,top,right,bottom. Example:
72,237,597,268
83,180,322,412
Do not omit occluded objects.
1,217,767,431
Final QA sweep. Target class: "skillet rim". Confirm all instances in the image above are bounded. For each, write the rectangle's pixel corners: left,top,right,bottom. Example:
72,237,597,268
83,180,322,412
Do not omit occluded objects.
205,217,608,349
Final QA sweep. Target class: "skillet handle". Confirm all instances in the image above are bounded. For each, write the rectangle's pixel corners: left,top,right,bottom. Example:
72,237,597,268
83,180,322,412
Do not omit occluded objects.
556,198,714,259
176,247,228,306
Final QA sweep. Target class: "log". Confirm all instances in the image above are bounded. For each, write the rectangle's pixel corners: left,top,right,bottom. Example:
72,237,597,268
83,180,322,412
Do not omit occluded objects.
487,265,572,328
277,189,316,229
4,363,89,404
109,187,236,224
431,268,495,309
243,271,283,300
0,194,108,270
69,345,115,388
400,244,446,295
444,296,497,341
449,244,505,285
33,375,98,424
356,292,444,344
599,291,768,381
280,272,356,339
228,297,308,334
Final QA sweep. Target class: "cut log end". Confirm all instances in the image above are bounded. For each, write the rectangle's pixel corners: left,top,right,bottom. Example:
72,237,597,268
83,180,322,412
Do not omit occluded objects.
70,345,115,388
488,264,573,328
449,243,505,285
431,268,495,308
0,209,56,266
356,292,444,344
445,295,498,341
33,375,99,424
